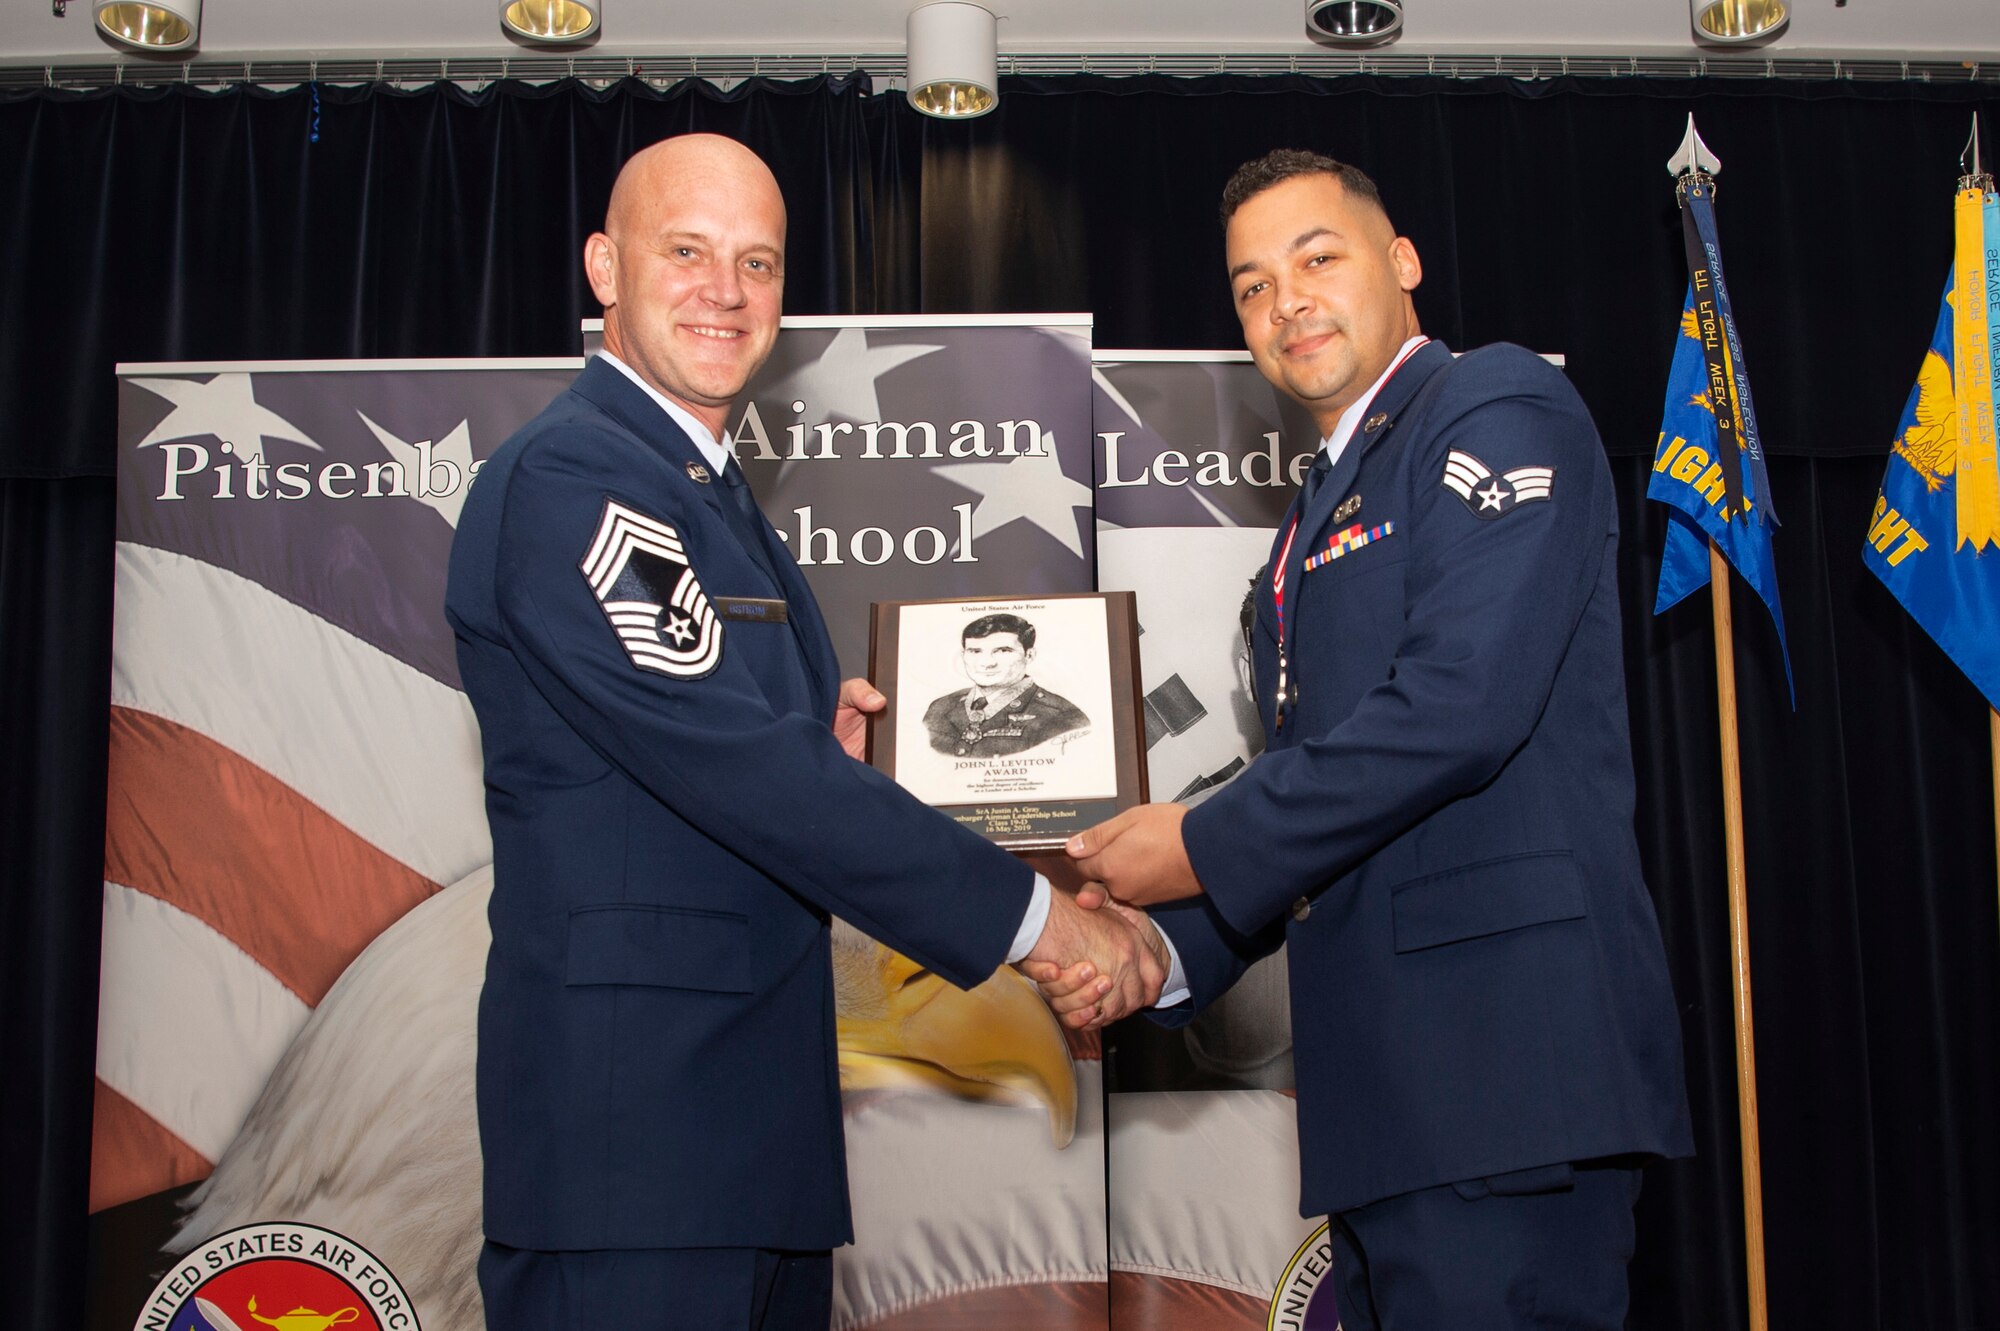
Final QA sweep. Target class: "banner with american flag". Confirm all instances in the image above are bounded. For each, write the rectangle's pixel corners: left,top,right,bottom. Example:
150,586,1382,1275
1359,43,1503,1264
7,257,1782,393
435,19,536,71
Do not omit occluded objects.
99,318,1107,1331
102,358,569,1212
1090,349,1326,1331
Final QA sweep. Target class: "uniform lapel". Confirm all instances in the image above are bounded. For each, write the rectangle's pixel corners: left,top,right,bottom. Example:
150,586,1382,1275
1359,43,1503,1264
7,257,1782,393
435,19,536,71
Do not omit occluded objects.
716,461,784,586
572,358,742,541
573,359,836,712
768,530,838,715
1300,341,1452,549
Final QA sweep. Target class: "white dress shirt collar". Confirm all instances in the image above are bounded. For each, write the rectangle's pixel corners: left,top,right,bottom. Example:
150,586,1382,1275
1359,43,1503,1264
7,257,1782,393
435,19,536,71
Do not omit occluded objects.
1318,335,1431,466
597,350,735,475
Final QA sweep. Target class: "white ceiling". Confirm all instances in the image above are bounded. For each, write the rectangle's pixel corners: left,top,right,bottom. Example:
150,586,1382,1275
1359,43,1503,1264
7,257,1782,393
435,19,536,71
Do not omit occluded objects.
6,0,1998,68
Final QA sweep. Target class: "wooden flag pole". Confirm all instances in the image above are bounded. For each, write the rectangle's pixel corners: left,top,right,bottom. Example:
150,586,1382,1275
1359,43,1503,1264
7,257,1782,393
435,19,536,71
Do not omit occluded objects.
1672,115,1771,1331
1708,541,1769,1331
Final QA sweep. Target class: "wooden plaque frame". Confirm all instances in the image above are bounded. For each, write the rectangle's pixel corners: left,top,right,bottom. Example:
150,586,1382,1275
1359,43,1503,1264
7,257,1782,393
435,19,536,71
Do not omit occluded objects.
867,590,1147,853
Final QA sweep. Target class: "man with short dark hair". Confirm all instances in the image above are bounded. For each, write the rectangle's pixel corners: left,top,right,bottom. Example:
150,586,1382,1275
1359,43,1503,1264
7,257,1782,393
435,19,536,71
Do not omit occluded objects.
1037,149,1694,1327
447,133,1163,1331
923,613,1091,758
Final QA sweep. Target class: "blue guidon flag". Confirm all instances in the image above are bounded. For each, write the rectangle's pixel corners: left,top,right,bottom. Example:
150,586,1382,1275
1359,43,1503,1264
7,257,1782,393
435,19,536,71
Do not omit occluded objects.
1646,169,1794,704
581,498,723,679
1862,170,2000,711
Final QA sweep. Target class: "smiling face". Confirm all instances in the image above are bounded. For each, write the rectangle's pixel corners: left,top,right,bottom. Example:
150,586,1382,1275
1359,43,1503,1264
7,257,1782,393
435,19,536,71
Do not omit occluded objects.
586,135,787,438
961,632,1031,690
1225,172,1422,437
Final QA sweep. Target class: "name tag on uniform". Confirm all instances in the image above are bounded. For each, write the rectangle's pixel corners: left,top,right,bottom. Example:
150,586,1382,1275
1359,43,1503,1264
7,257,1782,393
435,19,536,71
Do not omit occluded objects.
713,597,790,623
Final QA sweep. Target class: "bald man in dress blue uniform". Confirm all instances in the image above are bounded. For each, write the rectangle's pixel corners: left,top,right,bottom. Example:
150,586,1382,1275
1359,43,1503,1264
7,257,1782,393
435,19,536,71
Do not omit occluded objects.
446,134,1163,1331
1033,151,1693,1328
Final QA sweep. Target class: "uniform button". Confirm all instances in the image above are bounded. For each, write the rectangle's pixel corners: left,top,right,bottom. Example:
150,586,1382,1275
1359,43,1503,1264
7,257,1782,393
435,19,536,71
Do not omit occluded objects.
1291,897,1311,922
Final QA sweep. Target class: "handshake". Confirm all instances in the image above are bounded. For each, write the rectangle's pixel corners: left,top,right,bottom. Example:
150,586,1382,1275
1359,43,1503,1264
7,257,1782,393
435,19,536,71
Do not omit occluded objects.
1017,803,1204,1030
836,679,1205,1031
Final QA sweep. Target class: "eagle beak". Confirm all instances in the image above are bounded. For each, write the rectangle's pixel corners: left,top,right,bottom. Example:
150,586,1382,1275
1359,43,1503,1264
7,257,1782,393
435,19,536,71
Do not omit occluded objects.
837,947,1078,1149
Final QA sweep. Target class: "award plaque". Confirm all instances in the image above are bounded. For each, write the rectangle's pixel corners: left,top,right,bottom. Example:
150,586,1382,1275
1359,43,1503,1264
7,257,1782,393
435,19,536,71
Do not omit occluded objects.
867,591,1147,852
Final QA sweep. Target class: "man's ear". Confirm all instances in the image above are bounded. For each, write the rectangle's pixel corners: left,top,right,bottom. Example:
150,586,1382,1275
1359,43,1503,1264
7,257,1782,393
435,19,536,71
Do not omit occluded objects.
584,232,618,308
1391,236,1423,294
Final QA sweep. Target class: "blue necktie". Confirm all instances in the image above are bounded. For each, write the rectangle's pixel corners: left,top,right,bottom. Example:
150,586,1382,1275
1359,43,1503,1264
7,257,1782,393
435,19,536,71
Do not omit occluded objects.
1300,449,1333,509
720,457,761,524
719,459,779,581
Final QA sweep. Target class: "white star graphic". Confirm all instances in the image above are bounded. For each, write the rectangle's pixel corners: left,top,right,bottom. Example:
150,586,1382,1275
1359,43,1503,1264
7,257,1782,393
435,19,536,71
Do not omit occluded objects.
131,373,320,455
358,413,478,528
1090,366,1238,530
1478,482,1507,511
1090,366,1145,433
663,613,696,646
749,328,944,480
934,436,1093,560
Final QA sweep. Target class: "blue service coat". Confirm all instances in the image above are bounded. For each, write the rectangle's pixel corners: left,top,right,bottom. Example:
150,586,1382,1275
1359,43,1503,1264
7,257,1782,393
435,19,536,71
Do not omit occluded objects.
445,358,1034,1252
1155,341,1694,1218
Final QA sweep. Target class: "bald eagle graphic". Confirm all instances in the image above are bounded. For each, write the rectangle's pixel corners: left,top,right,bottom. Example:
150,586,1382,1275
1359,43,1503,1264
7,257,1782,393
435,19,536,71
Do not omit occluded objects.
1892,349,1957,492
162,866,1096,1331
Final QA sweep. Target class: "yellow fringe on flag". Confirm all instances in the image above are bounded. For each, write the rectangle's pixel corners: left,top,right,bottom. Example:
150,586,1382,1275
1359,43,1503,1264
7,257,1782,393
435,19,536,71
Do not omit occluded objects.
1951,185,1999,551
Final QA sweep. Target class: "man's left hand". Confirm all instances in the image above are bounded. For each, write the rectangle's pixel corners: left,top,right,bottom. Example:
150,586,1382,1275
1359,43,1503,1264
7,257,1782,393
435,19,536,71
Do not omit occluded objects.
1066,804,1203,907
834,677,887,760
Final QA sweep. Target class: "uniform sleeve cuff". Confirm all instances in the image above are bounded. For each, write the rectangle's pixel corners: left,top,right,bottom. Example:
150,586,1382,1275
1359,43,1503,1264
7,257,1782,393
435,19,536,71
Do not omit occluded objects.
1004,874,1053,964
1153,926,1190,1008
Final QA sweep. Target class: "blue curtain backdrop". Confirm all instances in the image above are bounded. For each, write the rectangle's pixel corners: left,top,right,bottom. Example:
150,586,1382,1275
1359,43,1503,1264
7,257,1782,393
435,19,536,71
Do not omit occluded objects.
4,72,1998,1331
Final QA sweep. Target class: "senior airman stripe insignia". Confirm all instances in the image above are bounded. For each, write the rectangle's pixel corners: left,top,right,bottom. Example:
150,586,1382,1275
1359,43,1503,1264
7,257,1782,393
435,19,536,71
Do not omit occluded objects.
1441,450,1555,520
580,498,722,679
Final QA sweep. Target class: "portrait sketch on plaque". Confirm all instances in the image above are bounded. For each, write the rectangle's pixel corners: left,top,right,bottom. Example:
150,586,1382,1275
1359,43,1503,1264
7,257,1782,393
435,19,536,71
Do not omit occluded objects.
891,598,1119,810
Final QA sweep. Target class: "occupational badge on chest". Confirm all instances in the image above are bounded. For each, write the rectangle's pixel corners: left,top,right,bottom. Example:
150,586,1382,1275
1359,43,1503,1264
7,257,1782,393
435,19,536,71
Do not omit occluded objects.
579,497,723,679
1441,450,1554,519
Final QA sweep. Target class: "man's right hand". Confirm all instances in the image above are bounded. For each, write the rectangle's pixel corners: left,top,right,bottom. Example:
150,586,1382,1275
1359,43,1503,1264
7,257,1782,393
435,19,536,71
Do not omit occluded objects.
1018,891,1167,1029
1065,803,1202,907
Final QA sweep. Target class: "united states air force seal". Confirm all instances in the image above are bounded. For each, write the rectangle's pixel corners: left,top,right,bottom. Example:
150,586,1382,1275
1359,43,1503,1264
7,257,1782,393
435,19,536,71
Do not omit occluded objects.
133,1222,418,1331
1267,1221,1341,1330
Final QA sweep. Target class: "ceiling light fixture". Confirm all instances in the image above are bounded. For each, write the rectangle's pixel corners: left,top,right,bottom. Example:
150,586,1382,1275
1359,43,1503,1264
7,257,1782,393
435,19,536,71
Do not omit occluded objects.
907,2,998,120
1690,0,1788,45
94,0,199,53
1305,0,1403,47
500,0,600,44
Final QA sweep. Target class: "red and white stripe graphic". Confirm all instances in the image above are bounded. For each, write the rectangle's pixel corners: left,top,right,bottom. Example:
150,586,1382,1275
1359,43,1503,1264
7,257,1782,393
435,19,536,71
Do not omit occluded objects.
98,369,505,1212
